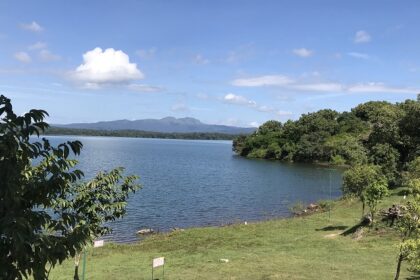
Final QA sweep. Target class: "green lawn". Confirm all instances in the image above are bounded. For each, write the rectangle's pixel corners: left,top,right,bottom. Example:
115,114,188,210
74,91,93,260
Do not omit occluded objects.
49,191,416,279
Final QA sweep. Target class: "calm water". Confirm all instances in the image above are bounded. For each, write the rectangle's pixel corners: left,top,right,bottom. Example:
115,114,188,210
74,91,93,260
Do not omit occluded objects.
46,136,343,243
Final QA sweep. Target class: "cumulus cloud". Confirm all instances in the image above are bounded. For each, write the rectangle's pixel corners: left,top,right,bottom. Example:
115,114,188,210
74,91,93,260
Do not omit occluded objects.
232,75,294,87
347,52,370,59
28,42,47,50
20,21,43,32
71,47,143,88
354,30,371,43
39,49,61,61
14,52,31,63
224,93,257,106
293,48,314,57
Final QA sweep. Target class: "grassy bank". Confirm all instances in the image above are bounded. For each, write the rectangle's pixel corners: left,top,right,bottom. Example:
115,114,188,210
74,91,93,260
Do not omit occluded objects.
49,191,416,279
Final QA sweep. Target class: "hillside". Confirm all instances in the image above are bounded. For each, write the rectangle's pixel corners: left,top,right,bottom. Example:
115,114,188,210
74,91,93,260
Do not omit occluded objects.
54,117,255,134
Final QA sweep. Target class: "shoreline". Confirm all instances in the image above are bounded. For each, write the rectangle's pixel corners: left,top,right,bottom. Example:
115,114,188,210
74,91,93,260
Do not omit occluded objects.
50,189,413,279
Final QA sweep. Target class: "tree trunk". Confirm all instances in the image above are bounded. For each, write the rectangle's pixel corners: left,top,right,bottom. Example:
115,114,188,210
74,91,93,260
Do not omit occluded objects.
362,201,365,218
394,253,403,280
74,265,80,280
74,253,81,280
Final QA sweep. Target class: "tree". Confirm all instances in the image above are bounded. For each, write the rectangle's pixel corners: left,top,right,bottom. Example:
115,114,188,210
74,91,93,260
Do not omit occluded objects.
394,200,420,280
342,164,385,217
0,95,140,279
364,180,389,223
369,143,399,185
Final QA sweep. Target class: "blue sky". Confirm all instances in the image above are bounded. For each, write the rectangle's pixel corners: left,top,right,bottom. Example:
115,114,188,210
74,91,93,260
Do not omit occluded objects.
1,0,419,127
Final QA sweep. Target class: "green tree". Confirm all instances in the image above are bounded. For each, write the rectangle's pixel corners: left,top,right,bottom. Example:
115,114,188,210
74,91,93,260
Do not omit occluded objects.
369,143,399,185
342,164,385,217
0,95,140,279
324,133,367,165
364,180,389,223
394,200,420,280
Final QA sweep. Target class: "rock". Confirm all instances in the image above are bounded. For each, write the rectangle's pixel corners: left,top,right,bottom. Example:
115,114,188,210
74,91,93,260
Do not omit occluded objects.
170,227,185,232
219,258,229,263
308,203,319,210
137,228,154,235
353,227,364,240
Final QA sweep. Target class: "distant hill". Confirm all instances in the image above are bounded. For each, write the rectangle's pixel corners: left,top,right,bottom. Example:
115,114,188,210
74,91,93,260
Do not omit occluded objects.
54,117,255,134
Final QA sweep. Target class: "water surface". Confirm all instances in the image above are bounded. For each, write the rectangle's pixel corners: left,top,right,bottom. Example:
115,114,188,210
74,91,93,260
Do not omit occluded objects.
47,136,343,243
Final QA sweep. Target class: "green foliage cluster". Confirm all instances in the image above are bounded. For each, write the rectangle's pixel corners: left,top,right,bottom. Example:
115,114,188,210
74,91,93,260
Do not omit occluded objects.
0,95,141,279
233,97,420,178
44,126,245,140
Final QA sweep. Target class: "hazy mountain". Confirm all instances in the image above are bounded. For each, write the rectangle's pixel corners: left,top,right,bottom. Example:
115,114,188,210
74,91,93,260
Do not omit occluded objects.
54,117,255,134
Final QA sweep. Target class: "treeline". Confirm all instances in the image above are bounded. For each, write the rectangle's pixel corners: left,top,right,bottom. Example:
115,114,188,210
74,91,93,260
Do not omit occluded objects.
44,126,245,140
233,95,420,185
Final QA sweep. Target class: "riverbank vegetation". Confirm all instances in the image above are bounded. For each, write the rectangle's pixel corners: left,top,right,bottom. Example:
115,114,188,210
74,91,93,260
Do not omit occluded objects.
43,127,245,140
48,191,417,279
233,96,420,172
233,96,420,278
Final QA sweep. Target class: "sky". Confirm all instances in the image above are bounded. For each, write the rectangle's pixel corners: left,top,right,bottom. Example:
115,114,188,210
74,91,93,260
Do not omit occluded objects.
1,0,419,127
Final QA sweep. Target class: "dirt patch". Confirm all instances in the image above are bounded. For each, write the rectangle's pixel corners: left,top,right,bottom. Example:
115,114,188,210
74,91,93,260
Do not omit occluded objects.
324,232,342,239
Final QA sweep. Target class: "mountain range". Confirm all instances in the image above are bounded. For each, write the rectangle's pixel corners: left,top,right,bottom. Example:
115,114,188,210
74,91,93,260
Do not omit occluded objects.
54,117,255,134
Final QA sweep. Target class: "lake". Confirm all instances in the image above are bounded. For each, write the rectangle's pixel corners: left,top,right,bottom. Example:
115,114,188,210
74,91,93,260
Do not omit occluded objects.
47,136,343,243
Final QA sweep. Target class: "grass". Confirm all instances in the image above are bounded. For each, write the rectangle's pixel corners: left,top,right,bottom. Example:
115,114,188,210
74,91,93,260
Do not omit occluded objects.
49,191,417,280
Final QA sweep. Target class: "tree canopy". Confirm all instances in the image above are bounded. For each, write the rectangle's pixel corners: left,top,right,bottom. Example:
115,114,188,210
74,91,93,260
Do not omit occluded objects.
0,95,140,279
233,97,420,175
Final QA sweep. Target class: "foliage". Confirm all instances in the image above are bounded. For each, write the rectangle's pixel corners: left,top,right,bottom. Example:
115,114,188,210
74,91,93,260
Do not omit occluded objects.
233,96,420,189
342,164,385,217
45,126,245,140
394,199,420,279
0,95,140,279
364,180,389,223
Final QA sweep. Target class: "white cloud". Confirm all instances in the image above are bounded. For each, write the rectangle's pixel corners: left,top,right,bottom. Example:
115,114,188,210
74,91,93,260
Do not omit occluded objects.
276,110,293,116
347,52,370,59
293,48,313,57
39,49,61,61
232,75,294,87
249,121,260,127
348,82,419,94
231,74,419,95
223,93,292,117
14,52,31,63
224,93,257,106
28,42,47,50
290,83,343,92
354,30,371,43
136,48,156,59
71,47,143,88
193,54,210,65
256,105,274,112
20,21,43,32
127,84,164,93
